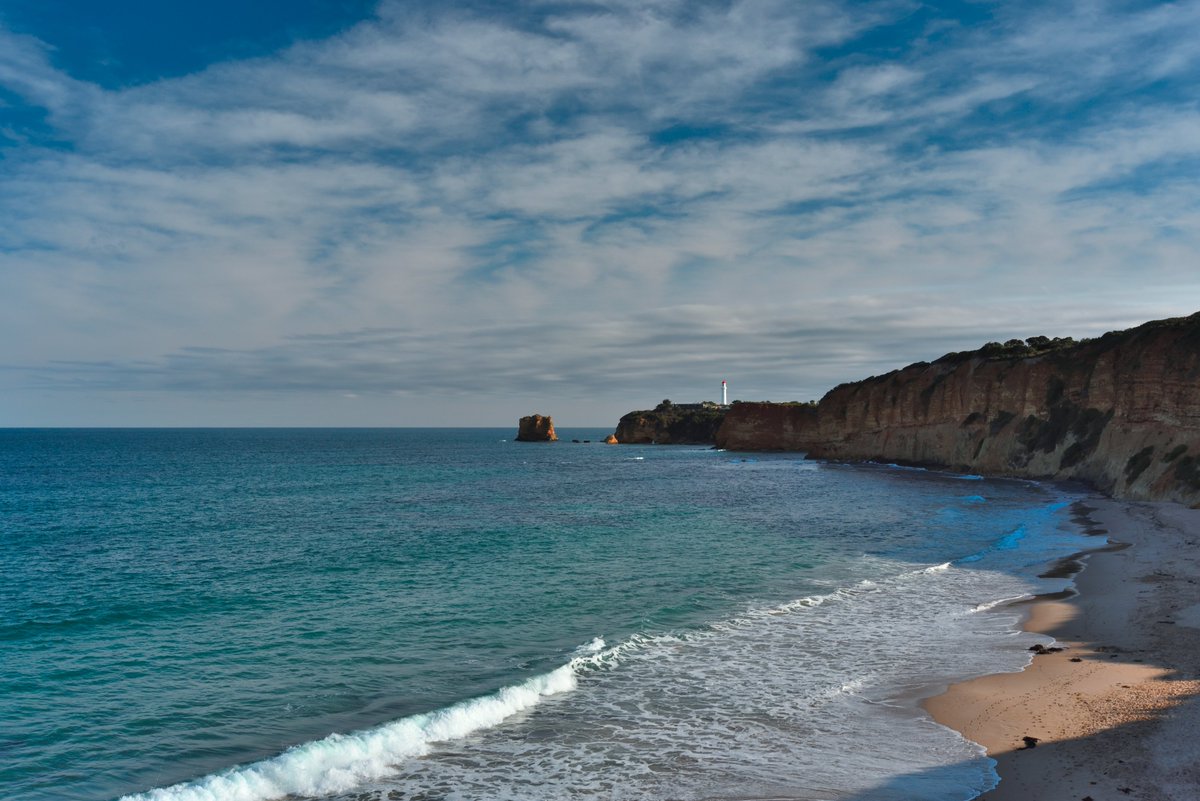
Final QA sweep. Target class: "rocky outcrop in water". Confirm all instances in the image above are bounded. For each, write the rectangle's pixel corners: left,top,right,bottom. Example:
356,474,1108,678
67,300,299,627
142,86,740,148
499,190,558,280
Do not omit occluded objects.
614,400,727,445
714,312,1200,505
516,414,558,442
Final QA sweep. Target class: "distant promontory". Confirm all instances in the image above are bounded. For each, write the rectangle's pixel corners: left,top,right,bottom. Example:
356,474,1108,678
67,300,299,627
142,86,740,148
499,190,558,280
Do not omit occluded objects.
613,400,727,445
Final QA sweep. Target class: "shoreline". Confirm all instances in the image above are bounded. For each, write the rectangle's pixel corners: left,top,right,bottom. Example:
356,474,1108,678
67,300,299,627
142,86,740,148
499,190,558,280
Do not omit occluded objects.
924,497,1200,800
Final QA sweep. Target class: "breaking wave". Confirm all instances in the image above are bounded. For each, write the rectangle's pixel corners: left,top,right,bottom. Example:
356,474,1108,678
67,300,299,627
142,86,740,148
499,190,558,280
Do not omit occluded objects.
119,640,609,801
119,505,1073,801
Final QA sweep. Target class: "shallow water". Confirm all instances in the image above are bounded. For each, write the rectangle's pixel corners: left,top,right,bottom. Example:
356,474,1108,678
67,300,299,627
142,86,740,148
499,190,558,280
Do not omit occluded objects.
0,429,1091,801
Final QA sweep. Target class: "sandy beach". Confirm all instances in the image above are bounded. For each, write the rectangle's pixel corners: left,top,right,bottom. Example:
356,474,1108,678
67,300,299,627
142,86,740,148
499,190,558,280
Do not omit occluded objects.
925,498,1200,800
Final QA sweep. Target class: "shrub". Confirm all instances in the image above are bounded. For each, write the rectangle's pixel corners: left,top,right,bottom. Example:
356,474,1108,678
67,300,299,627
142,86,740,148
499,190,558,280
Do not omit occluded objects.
1125,446,1155,483
1164,444,1188,463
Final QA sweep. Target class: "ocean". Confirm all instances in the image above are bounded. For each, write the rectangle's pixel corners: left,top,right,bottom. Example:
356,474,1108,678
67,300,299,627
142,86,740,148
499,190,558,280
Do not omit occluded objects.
0,428,1094,801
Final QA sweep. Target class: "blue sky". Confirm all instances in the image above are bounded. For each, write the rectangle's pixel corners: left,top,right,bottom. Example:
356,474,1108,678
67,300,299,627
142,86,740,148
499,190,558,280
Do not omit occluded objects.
2,0,1199,426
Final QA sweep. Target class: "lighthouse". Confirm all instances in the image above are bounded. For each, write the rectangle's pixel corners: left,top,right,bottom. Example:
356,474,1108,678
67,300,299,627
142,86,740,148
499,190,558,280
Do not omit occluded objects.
722,380,728,406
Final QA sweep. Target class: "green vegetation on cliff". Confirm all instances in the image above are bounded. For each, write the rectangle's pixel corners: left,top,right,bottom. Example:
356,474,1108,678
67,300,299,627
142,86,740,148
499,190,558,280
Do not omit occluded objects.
613,400,727,444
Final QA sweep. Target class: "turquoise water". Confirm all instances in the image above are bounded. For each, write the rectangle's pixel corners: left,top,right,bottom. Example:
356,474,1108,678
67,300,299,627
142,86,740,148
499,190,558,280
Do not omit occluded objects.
1,429,1092,801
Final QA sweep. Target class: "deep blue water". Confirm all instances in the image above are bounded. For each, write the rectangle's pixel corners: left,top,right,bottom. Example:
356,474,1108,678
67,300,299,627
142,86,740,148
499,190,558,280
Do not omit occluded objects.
0,429,1092,801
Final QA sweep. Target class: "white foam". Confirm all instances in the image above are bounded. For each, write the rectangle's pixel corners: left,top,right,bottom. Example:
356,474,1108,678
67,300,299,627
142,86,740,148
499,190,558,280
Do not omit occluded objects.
120,642,605,801
876,462,929,472
120,514,1080,801
971,593,1034,613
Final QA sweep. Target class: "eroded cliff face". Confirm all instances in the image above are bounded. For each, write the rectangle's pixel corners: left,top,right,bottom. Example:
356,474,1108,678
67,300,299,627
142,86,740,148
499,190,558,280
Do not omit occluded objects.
715,313,1200,505
714,403,818,450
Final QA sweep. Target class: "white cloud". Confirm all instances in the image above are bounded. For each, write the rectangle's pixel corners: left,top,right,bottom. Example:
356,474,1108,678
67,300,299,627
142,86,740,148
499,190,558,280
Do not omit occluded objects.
1,1,1199,424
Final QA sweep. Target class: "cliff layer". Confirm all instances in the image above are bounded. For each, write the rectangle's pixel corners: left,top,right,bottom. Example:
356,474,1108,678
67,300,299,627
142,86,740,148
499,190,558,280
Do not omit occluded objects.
714,312,1200,505
614,401,726,444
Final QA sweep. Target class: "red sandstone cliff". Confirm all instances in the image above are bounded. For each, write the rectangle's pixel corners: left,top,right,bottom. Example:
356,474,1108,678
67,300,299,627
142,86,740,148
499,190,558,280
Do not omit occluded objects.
715,313,1200,505
712,402,817,450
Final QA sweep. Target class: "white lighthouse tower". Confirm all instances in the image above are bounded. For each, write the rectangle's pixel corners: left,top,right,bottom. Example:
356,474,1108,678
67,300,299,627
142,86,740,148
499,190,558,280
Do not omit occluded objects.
722,379,728,406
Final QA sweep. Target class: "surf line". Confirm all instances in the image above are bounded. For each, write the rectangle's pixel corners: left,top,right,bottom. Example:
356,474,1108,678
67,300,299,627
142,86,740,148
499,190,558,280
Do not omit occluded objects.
120,639,608,801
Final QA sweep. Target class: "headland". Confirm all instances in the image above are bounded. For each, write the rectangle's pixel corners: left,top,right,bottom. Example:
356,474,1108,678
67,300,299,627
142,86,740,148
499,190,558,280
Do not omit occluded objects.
614,311,1200,505
614,399,726,444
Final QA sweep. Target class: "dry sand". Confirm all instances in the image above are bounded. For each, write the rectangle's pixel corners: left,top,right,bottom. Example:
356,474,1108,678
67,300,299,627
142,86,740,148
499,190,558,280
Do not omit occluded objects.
924,498,1200,800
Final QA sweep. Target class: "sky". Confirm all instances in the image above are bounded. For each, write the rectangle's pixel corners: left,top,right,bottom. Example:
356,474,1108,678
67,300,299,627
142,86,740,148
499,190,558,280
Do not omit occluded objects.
2,0,1199,427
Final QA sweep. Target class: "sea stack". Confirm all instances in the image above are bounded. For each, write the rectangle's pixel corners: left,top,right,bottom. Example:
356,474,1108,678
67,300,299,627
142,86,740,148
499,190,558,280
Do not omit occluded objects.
516,414,558,442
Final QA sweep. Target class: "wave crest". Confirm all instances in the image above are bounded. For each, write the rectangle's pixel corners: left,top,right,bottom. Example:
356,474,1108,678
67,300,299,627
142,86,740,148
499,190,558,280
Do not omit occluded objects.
120,641,605,801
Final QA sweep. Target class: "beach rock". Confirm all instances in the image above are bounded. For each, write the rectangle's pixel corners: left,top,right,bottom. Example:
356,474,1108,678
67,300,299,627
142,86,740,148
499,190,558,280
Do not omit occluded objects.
604,434,618,444
1021,736,1040,749
706,311,1200,505
516,414,557,442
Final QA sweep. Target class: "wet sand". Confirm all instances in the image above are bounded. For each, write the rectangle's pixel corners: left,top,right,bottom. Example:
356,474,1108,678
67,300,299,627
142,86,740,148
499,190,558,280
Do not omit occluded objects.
925,498,1200,800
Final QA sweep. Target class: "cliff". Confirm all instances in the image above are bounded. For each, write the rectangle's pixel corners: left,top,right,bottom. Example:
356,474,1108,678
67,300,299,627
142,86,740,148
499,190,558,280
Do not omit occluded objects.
715,312,1200,505
516,414,557,442
614,401,727,444
711,402,819,450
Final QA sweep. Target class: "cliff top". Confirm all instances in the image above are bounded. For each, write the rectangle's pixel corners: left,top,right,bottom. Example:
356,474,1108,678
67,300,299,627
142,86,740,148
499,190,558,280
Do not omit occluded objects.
620,399,725,419
938,310,1200,365
833,310,1200,394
